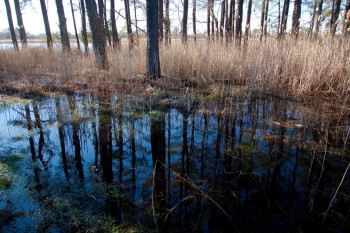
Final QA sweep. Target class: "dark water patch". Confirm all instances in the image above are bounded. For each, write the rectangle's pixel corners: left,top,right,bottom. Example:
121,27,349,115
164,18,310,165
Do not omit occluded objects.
0,93,349,232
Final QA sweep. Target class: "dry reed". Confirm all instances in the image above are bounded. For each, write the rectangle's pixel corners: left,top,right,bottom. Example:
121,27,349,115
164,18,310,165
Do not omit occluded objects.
0,37,349,98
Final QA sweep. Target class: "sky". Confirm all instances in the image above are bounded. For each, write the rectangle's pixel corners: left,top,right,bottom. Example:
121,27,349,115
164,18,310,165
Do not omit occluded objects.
0,0,314,37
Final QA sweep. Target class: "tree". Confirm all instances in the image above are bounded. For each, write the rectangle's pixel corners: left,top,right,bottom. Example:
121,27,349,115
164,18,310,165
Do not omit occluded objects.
55,0,71,52
70,0,81,50
39,0,53,49
182,0,189,43
291,0,302,38
4,0,19,51
104,0,112,46
244,0,253,44
343,0,350,36
260,0,265,41
235,0,244,44
330,0,341,36
146,0,160,78
86,0,108,69
314,0,324,38
263,0,269,40
207,0,211,39
165,0,171,45
280,0,291,37
111,0,120,49
81,0,89,54
14,0,27,46
159,0,164,41
220,0,225,39
228,0,235,40
124,0,134,49
193,0,197,42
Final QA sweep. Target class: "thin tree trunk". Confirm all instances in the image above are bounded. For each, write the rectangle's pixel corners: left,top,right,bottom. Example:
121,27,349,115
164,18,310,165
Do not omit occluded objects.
81,0,89,54
343,0,350,36
86,0,108,69
4,0,19,51
124,0,134,49
277,0,281,34
228,0,235,40
193,0,197,42
330,0,341,36
104,0,111,46
146,0,160,78
264,0,269,40
244,0,252,44
225,0,229,41
165,0,171,45
39,0,53,49
220,0,225,39
70,0,81,50
260,0,266,41
111,0,120,49
133,0,139,40
182,0,189,43
314,0,324,38
55,0,71,52
158,0,164,41
14,0,27,46
308,0,317,39
291,0,302,38
207,0,211,40
235,0,243,44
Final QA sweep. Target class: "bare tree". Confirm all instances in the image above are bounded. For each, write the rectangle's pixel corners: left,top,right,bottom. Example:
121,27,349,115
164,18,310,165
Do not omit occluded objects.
146,0,160,78
260,0,266,41
244,0,252,44
39,0,53,49
280,0,291,37
330,0,341,36
70,0,81,50
159,0,164,41
124,0,134,49
193,0,197,42
263,0,269,40
104,0,111,46
14,0,27,46
235,0,244,44
86,0,108,69
55,0,71,52
182,0,189,43
220,0,225,39
4,0,18,51
314,0,324,38
81,0,89,54
165,0,171,45
111,0,120,49
291,0,302,38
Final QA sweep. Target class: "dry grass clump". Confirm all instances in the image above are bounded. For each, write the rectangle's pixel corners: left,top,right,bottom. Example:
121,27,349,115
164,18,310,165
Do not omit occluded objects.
0,37,349,98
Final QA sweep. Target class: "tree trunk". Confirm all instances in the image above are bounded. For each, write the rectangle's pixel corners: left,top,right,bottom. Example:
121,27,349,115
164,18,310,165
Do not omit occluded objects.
158,0,164,41
314,0,324,38
330,0,341,36
111,0,120,49
124,0,134,49
182,0,189,43
308,0,317,39
14,0,27,46
264,0,269,40
55,0,71,52
235,0,243,44
207,0,211,40
165,0,171,46
104,0,111,46
220,0,225,39
228,0,235,40
280,0,290,37
85,0,108,69
133,0,139,40
70,0,81,50
225,0,229,41
193,0,197,42
4,0,18,51
291,0,302,38
39,0,53,49
146,0,160,78
343,0,350,36
260,0,266,41
244,0,252,44
81,0,89,54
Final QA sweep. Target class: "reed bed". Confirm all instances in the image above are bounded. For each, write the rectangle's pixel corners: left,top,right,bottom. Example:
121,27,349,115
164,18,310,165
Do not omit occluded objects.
0,37,349,98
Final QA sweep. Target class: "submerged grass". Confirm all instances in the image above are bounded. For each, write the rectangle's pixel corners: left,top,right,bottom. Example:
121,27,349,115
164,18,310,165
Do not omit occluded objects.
0,38,349,100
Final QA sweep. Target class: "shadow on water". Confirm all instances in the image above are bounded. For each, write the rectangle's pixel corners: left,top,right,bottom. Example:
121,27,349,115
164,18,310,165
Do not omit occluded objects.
0,91,349,232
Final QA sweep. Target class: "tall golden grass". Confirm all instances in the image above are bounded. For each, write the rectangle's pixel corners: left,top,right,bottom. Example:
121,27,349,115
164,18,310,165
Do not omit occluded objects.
0,37,349,98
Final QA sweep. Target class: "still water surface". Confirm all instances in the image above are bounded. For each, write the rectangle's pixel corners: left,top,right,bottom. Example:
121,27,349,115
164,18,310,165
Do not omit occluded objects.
0,93,349,232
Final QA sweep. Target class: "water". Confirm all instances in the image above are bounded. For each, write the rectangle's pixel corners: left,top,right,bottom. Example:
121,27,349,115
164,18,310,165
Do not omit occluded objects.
0,92,349,232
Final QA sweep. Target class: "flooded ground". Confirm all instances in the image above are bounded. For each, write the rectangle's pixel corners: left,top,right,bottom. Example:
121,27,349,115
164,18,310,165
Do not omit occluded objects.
0,92,349,232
